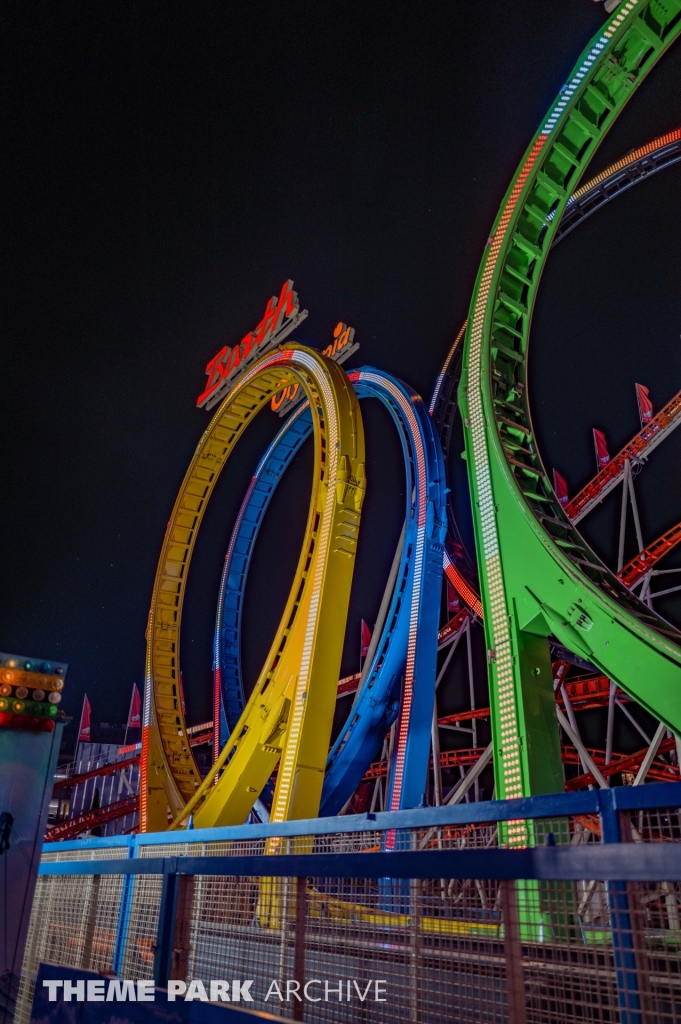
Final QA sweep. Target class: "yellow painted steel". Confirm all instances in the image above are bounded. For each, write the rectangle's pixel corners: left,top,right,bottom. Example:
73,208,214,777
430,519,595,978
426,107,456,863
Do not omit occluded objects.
142,344,365,832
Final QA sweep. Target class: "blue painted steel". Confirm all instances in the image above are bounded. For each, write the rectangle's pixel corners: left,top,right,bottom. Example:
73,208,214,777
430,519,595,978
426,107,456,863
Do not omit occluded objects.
601,790,642,1023
324,371,446,813
42,782,681,853
111,844,136,976
38,845,681,883
212,367,447,814
153,868,179,988
214,401,312,742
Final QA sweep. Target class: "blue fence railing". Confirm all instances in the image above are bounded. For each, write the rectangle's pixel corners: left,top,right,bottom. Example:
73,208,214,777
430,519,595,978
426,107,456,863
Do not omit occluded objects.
27,782,681,1024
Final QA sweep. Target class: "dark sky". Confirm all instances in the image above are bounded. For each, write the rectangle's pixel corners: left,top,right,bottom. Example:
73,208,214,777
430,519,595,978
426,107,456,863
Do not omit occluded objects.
2,1,680,737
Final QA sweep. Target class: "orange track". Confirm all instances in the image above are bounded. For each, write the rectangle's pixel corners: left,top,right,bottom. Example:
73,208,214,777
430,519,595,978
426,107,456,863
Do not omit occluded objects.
618,520,681,588
565,389,681,522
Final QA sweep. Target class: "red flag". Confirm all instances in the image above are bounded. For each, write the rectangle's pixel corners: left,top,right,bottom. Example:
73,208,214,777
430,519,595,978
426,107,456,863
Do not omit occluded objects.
635,383,653,426
360,620,372,659
127,684,141,729
446,582,460,614
179,672,186,717
593,429,610,469
78,694,91,742
553,469,569,508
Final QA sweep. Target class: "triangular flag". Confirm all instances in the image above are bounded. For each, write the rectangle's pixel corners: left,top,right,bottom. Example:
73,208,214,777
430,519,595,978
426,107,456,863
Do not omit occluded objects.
553,469,569,507
78,694,91,742
593,429,610,469
127,684,141,729
446,582,460,614
635,383,653,427
360,620,372,659
179,672,186,718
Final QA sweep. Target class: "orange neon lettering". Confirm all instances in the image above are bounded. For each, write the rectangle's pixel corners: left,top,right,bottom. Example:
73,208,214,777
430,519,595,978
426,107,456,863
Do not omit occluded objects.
271,386,289,412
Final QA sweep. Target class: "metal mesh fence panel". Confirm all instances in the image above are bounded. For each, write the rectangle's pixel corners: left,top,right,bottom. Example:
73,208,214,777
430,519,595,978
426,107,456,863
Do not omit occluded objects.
19,802,681,1023
120,875,162,981
167,871,678,1022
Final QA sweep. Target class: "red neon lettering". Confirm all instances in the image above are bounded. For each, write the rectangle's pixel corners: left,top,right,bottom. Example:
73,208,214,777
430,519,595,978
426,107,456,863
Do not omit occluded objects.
250,296,278,351
196,346,229,405
238,330,257,361
273,280,296,331
224,344,241,375
198,283,300,406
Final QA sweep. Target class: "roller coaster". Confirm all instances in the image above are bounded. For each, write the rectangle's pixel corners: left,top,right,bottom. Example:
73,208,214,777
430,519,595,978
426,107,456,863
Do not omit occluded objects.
52,1,681,840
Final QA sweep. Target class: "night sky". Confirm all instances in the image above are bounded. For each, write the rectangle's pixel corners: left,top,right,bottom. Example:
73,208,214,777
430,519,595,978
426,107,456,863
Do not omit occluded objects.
2,2,680,743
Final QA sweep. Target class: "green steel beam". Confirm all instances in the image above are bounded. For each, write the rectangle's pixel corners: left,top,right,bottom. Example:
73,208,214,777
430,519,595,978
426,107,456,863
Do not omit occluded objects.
459,0,681,801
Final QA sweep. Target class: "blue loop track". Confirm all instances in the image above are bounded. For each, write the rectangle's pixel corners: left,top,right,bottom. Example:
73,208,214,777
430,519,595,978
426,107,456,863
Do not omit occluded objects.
212,367,447,814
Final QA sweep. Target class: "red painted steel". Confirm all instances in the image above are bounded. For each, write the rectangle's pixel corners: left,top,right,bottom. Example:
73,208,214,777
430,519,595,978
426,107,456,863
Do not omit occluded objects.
618,520,681,588
564,737,679,790
45,795,139,842
566,388,681,522
52,756,139,792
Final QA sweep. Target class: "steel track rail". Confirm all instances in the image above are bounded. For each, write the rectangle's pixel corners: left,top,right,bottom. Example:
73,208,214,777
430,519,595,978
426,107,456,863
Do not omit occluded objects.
143,345,365,831
457,0,681,801
210,368,446,816
432,126,681,612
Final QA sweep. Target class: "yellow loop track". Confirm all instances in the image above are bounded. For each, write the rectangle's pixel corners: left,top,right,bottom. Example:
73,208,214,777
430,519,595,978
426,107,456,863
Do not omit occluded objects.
141,345,365,832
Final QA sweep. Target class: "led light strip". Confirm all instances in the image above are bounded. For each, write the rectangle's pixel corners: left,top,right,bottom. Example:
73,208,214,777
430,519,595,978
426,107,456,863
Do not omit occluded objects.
541,1,641,136
467,3,639,807
467,138,548,803
357,371,429,814
141,348,302,830
568,126,681,203
443,553,484,619
428,320,468,415
269,350,340,824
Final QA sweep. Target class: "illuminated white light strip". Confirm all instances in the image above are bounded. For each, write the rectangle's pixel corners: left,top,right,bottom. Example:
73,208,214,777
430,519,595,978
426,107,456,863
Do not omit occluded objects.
467,10,633,804
143,347,305,827
270,350,340,823
541,1,640,135
357,371,429,812
466,137,547,803
428,373,446,415
428,321,468,415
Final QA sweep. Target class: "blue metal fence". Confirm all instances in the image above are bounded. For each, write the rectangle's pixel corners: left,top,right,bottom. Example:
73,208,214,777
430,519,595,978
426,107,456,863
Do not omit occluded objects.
19,783,681,1024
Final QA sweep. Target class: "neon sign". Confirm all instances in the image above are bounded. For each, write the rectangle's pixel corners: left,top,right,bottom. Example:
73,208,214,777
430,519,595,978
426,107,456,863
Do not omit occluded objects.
196,281,308,411
271,322,359,417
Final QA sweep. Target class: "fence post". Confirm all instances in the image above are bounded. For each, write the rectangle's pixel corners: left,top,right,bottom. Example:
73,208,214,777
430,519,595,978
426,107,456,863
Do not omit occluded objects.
409,877,422,1023
500,880,527,1024
154,860,179,989
292,877,307,1023
170,875,195,982
112,841,137,976
599,790,642,1024
83,875,101,970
